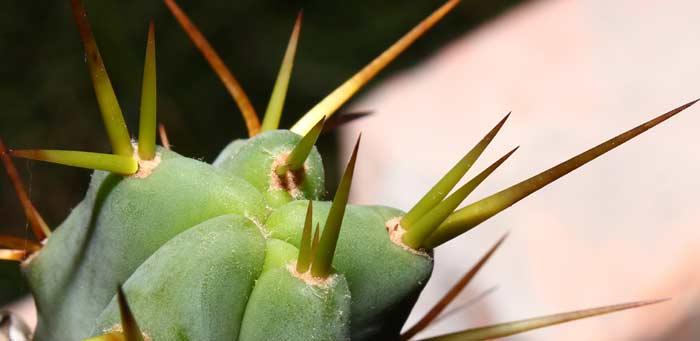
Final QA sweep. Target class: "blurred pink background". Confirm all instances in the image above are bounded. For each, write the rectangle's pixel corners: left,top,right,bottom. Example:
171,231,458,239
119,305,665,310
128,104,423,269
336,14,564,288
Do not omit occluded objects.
341,0,700,339
6,0,700,339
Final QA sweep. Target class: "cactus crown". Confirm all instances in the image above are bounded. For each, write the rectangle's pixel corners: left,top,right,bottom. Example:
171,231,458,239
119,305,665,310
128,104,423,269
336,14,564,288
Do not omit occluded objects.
1,0,696,340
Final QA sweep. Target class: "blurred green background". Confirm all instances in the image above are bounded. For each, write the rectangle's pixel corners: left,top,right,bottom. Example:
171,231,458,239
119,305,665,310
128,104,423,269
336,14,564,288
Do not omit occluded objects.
0,0,519,305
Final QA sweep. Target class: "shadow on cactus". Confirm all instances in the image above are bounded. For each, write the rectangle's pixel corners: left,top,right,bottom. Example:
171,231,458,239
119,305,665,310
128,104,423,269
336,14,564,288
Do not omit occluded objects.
0,0,695,340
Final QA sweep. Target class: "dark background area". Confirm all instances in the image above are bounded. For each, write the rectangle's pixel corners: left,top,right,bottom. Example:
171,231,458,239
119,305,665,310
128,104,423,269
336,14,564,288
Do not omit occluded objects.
0,0,520,304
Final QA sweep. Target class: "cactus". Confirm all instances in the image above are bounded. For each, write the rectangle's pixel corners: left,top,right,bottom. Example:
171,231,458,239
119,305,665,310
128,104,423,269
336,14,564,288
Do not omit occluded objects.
0,0,695,340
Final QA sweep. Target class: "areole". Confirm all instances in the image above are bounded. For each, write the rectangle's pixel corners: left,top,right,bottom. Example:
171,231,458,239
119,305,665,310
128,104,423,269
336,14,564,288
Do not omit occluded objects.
0,0,695,340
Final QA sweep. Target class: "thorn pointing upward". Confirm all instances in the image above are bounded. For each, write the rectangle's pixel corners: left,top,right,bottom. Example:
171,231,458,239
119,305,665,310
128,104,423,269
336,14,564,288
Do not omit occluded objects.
296,201,314,273
69,0,133,156
164,0,260,136
311,135,361,278
262,12,303,132
402,113,510,230
290,0,462,135
276,117,325,176
425,99,699,247
138,21,158,160
402,147,517,249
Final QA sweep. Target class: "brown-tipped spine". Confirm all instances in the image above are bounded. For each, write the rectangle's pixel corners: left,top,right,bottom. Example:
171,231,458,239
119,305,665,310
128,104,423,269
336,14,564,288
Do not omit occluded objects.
0,138,50,240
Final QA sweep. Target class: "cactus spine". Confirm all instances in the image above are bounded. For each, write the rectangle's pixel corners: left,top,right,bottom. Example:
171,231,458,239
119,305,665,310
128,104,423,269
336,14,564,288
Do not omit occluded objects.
1,0,695,340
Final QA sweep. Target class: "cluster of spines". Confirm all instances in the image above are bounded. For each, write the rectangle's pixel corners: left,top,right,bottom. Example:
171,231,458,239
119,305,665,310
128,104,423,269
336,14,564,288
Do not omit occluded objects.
0,0,463,243
275,118,326,177
395,98,699,251
1,0,696,339
8,0,159,176
295,135,359,279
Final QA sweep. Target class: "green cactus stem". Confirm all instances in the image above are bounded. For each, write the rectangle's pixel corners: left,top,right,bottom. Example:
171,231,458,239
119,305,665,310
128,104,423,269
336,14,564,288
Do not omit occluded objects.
238,266,351,340
295,201,315,273
0,0,693,340
91,214,266,340
214,130,326,207
311,136,360,278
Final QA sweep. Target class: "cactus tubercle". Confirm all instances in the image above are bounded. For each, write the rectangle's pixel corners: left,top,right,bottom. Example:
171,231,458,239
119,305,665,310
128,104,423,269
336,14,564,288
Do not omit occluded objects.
2,0,694,339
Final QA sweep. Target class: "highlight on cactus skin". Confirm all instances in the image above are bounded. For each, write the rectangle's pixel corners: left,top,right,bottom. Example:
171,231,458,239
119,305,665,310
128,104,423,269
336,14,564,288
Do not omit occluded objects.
0,0,696,340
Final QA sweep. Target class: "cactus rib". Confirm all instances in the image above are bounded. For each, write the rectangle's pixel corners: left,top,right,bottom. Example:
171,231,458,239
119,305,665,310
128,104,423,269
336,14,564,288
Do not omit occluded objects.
3,1,692,339
310,135,360,278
